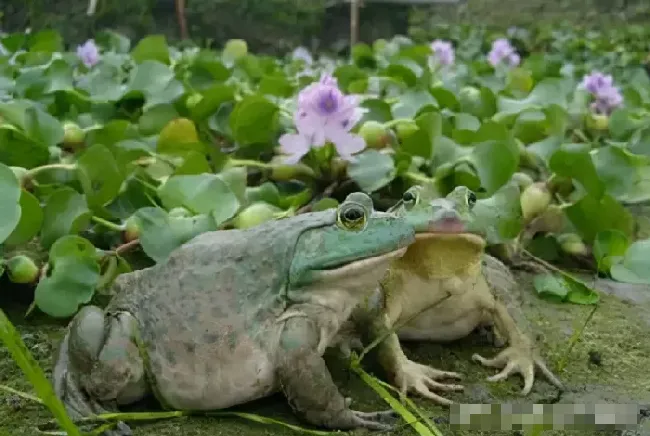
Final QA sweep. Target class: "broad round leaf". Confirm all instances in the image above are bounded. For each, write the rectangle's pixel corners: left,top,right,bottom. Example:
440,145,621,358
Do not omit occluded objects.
40,188,92,248
229,95,280,146
4,189,43,246
347,150,396,193
610,239,650,285
0,163,21,243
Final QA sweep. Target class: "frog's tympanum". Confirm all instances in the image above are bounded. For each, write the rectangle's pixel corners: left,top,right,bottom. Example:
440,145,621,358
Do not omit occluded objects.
52,192,416,435
336,185,563,405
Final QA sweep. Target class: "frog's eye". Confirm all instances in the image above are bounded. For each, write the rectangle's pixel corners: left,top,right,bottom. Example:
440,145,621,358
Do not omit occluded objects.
466,190,477,208
337,204,368,231
401,188,420,209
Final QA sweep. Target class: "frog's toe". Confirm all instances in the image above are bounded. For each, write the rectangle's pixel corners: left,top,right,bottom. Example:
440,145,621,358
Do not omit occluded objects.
472,347,563,395
351,409,399,431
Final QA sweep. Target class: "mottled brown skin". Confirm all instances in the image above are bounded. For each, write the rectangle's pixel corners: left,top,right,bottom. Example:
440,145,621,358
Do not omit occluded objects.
52,194,416,435
335,186,564,405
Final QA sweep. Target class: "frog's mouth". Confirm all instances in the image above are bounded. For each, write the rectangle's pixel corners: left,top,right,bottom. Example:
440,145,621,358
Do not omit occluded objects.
314,247,408,277
416,217,485,246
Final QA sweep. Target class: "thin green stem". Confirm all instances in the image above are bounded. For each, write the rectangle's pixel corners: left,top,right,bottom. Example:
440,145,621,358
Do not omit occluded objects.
228,159,274,169
556,304,598,372
404,172,436,185
23,163,76,180
91,216,124,233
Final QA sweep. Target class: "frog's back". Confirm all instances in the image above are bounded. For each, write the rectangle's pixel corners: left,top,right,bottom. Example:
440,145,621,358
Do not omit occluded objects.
104,212,334,410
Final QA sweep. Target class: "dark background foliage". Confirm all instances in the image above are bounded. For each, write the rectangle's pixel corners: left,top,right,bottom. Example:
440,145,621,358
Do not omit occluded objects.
2,0,650,53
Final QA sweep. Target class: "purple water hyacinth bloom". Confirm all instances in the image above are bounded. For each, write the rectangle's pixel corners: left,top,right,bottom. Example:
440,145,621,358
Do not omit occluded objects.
580,70,624,115
279,74,366,163
76,39,100,68
430,39,455,66
291,46,313,65
487,38,520,67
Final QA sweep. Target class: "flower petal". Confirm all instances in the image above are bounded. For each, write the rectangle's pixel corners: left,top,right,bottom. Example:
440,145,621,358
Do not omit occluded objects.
279,133,310,163
327,128,366,159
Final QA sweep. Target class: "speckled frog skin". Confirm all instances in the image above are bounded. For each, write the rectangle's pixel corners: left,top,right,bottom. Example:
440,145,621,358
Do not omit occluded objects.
52,192,416,435
335,185,563,405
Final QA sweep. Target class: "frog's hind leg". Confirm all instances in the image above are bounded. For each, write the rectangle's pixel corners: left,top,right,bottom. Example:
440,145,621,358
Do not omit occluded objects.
52,306,149,436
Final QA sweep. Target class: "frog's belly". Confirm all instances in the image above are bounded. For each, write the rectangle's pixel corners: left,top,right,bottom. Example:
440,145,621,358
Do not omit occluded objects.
397,299,485,342
147,334,278,411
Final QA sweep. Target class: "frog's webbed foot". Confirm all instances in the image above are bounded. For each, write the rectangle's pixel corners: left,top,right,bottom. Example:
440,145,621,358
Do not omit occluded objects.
393,358,464,406
52,306,147,436
278,316,400,431
471,345,563,395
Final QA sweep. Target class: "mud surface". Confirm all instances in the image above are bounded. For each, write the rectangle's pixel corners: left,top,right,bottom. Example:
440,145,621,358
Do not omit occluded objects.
1,270,650,436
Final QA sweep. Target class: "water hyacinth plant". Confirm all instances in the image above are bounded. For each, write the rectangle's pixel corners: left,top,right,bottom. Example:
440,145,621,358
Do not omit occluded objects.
579,71,624,114
279,74,367,163
76,39,100,68
430,39,455,67
487,38,520,67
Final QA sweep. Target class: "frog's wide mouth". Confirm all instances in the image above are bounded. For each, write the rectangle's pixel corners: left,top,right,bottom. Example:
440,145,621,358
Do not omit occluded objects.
314,246,408,275
416,217,485,245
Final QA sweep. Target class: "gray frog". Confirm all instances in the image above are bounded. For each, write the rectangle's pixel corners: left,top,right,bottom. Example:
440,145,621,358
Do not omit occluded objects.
52,192,416,435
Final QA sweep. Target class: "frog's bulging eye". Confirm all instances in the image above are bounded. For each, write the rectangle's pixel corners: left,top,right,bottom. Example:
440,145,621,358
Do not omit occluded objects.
401,188,419,209
467,191,477,208
337,204,367,231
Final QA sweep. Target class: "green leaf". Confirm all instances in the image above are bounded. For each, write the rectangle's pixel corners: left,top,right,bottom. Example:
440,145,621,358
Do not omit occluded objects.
533,273,600,305
564,193,635,243
347,150,396,193
157,174,240,221
130,35,170,64
549,143,605,199
139,104,180,136
610,238,650,285
401,111,442,160
470,181,522,244
126,61,185,110
495,78,569,119
0,163,22,243
593,230,629,274
591,145,650,203
40,187,92,248
4,189,43,246
229,95,279,146
43,59,74,93
189,83,235,121
468,122,520,195
24,106,65,147
391,90,437,119
34,235,101,318
76,144,124,208
134,207,218,263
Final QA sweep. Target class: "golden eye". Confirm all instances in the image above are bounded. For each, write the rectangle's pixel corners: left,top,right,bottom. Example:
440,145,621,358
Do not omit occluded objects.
337,204,367,231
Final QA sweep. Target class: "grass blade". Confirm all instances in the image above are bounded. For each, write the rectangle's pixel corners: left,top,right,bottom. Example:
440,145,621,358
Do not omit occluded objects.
0,308,81,436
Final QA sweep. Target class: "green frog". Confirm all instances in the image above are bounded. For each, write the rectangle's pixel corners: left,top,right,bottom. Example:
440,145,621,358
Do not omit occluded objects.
52,192,416,435
335,185,563,405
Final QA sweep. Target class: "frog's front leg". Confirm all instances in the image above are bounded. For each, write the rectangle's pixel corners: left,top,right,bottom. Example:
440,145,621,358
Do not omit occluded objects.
350,296,464,406
276,314,398,431
52,306,148,436
472,299,564,395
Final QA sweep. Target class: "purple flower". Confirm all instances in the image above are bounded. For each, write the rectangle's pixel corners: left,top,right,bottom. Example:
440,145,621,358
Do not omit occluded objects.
279,74,366,163
580,70,623,115
76,39,100,68
291,46,313,65
430,39,454,66
487,38,520,67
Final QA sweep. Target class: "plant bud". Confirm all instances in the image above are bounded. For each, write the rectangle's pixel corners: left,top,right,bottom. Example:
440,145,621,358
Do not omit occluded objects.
271,163,314,181
585,112,609,131
358,121,392,149
558,233,588,256
62,121,86,149
394,120,419,142
233,202,282,229
527,204,565,235
520,182,552,223
6,255,40,284
122,215,141,242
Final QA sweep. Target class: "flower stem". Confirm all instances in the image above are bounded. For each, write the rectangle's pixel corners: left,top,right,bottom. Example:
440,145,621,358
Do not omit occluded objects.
404,172,436,185
23,163,77,180
228,159,273,169
91,216,125,232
